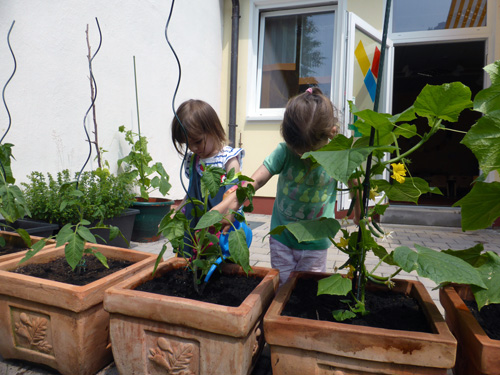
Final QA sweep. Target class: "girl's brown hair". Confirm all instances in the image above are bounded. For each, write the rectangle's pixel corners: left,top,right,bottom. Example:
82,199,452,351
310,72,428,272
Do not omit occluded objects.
281,87,339,155
171,99,227,155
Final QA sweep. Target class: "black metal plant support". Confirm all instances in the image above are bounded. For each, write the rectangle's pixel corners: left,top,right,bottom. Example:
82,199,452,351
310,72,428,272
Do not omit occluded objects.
0,21,17,180
354,0,392,300
164,0,195,206
77,17,102,189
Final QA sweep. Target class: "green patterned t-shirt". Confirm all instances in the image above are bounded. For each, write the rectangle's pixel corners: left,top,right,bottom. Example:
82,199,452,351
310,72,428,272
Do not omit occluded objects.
264,143,337,250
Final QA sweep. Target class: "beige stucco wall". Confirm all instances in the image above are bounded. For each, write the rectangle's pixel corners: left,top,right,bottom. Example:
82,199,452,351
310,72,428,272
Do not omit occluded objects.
347,0,385,30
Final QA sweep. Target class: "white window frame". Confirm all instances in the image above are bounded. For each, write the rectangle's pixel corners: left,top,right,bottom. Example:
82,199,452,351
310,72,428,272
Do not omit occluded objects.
246,0,342,121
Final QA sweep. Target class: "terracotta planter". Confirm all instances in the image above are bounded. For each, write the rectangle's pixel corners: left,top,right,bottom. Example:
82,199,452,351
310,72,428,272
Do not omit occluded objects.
264,271,457,375
440,284,500,375
0,231,56,263
0,244,157,375
104,257,279,375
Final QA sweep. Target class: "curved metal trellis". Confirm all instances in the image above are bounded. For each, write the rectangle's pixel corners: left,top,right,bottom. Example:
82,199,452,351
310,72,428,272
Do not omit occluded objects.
77,17,102,189
0,21,17,181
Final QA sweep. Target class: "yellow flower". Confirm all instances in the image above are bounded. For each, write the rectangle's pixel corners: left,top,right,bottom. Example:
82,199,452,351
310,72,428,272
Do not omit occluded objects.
336,237,349,249
347,264,356,278
369,186,379,201
391,163,406,184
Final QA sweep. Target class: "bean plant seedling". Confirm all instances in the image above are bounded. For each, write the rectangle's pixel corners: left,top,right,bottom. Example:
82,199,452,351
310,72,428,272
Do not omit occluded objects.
155,164,255,295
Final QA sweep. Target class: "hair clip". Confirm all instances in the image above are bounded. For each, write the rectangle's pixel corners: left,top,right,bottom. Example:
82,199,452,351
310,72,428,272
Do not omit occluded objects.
306,88,313,94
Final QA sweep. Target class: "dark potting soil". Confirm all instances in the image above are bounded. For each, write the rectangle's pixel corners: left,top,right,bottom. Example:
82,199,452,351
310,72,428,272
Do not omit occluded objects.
135,267,262,307
11,255,133,286
0,244,26,256
282,278,432,333
465,300,500,340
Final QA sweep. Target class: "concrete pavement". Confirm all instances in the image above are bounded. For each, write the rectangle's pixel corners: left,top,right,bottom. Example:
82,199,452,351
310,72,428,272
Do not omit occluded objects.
1,213,500,374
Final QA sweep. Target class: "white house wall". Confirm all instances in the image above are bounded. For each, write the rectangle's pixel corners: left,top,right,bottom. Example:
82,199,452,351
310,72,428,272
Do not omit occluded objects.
0,0,223,200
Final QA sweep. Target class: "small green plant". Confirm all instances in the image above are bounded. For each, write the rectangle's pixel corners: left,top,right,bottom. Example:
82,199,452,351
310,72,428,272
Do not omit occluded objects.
156,164,255,294
22,168,135,225
19,168,134,271
272,61,500,320
117,125,172,200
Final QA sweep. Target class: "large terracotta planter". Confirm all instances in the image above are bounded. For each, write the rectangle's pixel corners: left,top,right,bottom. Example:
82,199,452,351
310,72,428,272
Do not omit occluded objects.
104,257,279,375
264,271,457,375
0,244,157,375
0,231,56,263
440,284,500,375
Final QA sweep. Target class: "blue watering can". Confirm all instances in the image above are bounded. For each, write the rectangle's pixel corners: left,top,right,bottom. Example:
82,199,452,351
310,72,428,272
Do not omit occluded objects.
204,220,252,282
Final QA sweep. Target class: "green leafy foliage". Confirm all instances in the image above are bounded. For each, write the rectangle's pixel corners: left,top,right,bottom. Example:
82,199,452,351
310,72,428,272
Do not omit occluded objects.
117,125,172,200
157,164,255,294
392,245,485,288
22,169,135,225
0,143,30,224
19,169,130,271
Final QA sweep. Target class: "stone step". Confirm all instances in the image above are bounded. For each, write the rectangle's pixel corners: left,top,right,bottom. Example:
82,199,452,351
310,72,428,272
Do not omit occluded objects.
380,205,462,227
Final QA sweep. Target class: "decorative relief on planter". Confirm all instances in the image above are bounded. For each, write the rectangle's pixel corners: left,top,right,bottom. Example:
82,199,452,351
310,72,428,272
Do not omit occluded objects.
146,333,199,375
252,324,262,357
10,307,53,355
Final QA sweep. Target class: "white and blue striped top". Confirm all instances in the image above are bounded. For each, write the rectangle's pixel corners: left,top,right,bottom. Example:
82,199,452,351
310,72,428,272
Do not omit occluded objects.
184,146,245,177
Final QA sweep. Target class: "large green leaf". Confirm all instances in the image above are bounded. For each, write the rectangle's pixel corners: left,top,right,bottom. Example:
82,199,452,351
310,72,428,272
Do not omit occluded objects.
77,226,97,244
64,233,86,270
200,165,226,198
473,85,500,120
56,223,75,247
470,251,500,309
442,244,486,267
443,245,500,309
484,60,500,85
194,210,224,230
453,182,500,231
270,218,340,242
414,82,473,122
460,116,500,175
228,229,251,273
393,244,486,288
304,135,380,184
373,177,440,204
317,274,352,296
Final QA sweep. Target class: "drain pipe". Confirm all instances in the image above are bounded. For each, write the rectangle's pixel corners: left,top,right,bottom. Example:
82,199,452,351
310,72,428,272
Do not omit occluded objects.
228,0,240,147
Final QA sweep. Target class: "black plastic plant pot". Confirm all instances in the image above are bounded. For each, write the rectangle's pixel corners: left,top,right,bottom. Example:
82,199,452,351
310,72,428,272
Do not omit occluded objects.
91,208,141,248
0,219,59,238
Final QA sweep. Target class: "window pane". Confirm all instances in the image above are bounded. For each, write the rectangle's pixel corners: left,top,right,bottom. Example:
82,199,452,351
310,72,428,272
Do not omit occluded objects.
260,11,335,109
393,0,487,33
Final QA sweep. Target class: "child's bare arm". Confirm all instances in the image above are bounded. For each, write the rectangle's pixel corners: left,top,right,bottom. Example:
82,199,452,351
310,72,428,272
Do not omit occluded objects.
225,156,241,174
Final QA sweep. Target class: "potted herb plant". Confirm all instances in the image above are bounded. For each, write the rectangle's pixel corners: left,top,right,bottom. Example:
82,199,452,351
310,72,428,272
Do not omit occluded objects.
438,60,500,375
262,72,499,374
21,168,138,248
103,164,279,375
117,125,174,242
